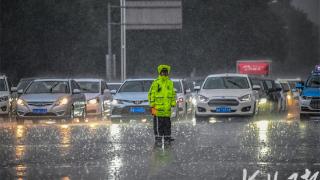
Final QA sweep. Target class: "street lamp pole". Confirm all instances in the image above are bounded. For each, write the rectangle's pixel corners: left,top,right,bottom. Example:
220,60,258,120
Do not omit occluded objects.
107,2,112,81
120,0,126,82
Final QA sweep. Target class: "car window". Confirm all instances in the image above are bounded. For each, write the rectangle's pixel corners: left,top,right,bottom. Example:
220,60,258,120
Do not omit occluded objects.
173,81,182,93
77,81,100,93
0,79,8,91
102,81,107,91
26,81,70,94
281,83,290,92
265,80,274,89
71,81,81,91
108,84,121,91
119,81,153,92
203,76,250,89
306,76,320,88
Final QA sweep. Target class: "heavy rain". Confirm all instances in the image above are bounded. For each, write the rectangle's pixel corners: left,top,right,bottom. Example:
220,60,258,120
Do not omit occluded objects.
0,0,320,179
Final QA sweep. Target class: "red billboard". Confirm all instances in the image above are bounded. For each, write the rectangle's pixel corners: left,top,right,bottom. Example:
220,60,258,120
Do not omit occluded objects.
237,61,271,75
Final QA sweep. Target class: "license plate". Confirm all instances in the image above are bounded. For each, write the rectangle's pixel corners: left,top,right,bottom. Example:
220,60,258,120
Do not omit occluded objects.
32,109,47,114
216,107,231,113
130,107,145,113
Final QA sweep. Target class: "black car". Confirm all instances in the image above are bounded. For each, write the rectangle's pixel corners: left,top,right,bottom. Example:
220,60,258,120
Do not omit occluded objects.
250,77,282,113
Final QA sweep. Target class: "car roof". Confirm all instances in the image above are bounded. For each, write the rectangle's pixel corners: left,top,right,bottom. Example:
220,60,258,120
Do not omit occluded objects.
207,73,249,78
74,78,102,82
34,78,71,82
124,78,154,81
277,78,301,82
107,82,122,84
171,78,183,82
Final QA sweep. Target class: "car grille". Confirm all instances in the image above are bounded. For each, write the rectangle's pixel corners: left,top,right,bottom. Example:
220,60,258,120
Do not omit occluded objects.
208,99,239,106
122,100,149,105
24,112,57,117
27,102,54,106
310,98,320,109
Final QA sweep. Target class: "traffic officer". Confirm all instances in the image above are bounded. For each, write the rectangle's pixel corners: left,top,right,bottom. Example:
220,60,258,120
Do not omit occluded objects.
148,64,176,144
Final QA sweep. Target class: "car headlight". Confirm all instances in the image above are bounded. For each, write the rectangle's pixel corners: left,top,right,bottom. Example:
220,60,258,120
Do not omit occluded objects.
286,94,292,100
198,95,209,103
239,94,251,102
112,99,123,105
17,98,27,106
55,97,69,106
259,98,267,104
88,98,99,105
0,96,9,102
302,96,312,100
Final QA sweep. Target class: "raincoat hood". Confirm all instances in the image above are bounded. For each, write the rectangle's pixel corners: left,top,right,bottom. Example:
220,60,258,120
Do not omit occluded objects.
157,65,171,75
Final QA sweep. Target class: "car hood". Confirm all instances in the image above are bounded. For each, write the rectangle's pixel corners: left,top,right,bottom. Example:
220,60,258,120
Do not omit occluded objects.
114,92,148,101
21,93,68,102
0,91,10,97
199,89,252,98
84,93,100,100
302,88,320,97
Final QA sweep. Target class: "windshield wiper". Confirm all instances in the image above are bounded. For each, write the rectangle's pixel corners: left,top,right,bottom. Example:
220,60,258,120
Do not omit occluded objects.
225,79,243,88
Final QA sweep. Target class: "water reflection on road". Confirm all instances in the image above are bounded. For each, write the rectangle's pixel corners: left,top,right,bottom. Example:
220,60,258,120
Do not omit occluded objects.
0,106,320,179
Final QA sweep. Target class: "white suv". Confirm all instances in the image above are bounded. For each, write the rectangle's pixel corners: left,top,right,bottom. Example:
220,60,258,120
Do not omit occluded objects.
195,74,260,119
0,75,11,116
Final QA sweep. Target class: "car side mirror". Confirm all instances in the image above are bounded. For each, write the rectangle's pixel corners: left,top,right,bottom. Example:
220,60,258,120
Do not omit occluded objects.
185,89,191,94
194,86,200,91
73,89,81,94
110,89,117,95
11,87,17,92
296,83,304,90
17,89,24,94
103,89,110,95
252,85,261,91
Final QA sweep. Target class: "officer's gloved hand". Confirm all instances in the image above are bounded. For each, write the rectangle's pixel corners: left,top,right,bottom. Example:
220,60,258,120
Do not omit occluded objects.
151,107,157,116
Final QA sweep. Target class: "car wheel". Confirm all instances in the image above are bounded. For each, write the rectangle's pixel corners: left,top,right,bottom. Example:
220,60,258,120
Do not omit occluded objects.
300,114,309,120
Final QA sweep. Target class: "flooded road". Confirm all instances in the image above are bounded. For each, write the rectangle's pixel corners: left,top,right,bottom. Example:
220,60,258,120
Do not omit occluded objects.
0,105,320,179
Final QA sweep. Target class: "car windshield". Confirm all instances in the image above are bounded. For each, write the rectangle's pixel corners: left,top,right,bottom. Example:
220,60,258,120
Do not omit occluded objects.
17,80,33,91
108,84,121,91
118,81,153,92
203,76,250,89
288,81,299,89
26,81,70,94
306,76,320,88
77,81,100,93
0,79,7,91
173,81,182,93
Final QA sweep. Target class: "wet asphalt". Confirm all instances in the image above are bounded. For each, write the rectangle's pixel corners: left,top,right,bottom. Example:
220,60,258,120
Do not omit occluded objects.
0,105,320,180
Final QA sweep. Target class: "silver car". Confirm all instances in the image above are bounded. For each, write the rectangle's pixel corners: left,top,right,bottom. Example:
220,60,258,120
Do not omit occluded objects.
16,79,86,123
172,79,192,120
111,79,153,121
75,79,113,118
195,74,260,119
0,75,11,117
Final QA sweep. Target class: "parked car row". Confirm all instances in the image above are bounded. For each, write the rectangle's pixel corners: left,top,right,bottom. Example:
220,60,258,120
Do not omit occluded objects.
0,76,125,124
0,72,304,123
